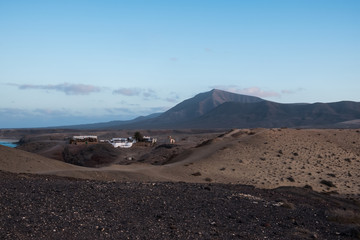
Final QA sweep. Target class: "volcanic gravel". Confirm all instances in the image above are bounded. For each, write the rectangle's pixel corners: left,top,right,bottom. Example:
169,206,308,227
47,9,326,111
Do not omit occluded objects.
0,170,359,240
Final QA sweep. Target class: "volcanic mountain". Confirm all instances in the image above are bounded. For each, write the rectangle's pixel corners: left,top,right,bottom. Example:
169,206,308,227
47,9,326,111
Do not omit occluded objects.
63,89,360,129
158,89,263,122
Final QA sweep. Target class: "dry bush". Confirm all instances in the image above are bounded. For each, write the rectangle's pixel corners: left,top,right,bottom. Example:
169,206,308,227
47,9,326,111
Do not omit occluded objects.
191,172,202,176
320,180,336,188
287,177,295,182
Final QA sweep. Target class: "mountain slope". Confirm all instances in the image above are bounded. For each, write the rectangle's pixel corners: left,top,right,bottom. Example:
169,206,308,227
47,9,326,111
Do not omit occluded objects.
57,113,162,129
158,89,264,123
186,101,360,128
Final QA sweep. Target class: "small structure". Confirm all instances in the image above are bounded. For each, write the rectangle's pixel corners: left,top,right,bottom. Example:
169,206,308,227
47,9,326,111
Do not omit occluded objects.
70,136,98,145
168,136,175,144
143,136,157,145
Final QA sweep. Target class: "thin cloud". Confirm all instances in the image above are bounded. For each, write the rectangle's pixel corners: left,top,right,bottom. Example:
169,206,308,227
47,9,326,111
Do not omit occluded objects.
119,100,140,106
281,88,304,94
33,108,69,115
212,85,280,98
0,108,29,118
239,87,280,98
166,97,179,103
143,89,158,99
113,88,141,96
113,88,160,100
104,107,134,114
165,92,180,103
8,83,101,95
0,107,70,118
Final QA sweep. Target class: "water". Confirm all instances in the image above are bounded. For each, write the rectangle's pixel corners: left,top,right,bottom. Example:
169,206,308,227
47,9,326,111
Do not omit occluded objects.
0,140,18,148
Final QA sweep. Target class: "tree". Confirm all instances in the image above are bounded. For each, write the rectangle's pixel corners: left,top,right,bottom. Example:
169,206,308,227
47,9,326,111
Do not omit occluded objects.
134,131,143,142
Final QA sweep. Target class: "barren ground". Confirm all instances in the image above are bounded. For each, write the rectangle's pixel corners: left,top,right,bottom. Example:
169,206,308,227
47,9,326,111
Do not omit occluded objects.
3,128,360,196
1,128,360,239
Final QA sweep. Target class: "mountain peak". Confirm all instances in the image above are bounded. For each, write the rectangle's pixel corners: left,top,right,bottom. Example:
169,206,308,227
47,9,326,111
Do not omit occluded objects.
205,89,264,103
209,88,262,98
159,89,264,122
210,88,232,95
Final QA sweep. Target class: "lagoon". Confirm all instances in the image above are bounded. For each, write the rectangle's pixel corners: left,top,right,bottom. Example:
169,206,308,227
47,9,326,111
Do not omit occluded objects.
0,139,18,148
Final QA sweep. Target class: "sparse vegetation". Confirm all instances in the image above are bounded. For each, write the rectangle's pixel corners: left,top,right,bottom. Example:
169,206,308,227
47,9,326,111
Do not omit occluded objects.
287,177,295,182
191,172,202,176
320,180,336,188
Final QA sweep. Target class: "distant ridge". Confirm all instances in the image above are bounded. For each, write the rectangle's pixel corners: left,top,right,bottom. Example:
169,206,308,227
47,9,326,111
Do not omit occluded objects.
59,112,162,129
57,89,360,129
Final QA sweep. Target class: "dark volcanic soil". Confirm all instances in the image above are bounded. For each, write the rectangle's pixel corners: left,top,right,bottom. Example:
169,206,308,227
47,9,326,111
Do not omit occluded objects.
1,171,359,240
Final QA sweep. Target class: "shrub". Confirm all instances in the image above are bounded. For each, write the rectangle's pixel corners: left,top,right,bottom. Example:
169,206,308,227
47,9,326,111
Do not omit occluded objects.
191,172,201,176
320,180,336,188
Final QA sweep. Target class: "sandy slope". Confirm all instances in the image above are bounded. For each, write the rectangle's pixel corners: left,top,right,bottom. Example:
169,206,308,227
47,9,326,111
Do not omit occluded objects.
156,128,360,195
0,145,160,182
0,145,83,173
1,129,359,196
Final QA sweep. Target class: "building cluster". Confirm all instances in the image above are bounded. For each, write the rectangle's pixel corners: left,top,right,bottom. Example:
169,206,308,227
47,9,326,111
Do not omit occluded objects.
70,135,158,148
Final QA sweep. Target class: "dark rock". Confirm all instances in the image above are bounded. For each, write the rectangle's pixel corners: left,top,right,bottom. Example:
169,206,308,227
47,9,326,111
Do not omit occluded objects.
0,170,358,240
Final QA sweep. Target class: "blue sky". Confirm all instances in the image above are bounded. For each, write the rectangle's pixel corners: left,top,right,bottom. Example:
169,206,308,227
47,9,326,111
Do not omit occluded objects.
1,0,359,128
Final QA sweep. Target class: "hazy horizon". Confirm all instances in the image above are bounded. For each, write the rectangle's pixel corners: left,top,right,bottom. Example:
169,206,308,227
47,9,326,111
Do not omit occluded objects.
1,1,359,128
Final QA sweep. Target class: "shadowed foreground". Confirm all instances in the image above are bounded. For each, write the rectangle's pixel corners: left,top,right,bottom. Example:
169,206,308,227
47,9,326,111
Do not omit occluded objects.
1,171,359,239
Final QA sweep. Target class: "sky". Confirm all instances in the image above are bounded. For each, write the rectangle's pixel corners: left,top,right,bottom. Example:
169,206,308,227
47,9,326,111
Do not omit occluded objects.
1,0,359,128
